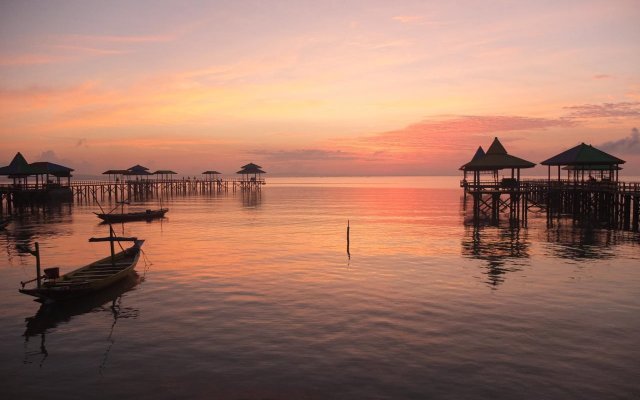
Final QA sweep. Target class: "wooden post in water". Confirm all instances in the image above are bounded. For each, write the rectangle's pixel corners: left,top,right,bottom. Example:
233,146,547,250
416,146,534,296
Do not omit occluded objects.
35,242,41,288
347,220,350,258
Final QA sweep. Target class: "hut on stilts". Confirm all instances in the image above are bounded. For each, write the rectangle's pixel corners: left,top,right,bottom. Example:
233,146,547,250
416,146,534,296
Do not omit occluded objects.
460,138,536,224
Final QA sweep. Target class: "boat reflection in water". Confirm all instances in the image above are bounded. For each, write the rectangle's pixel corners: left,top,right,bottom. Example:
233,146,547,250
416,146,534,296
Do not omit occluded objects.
23,272,141,367
461,222,531,287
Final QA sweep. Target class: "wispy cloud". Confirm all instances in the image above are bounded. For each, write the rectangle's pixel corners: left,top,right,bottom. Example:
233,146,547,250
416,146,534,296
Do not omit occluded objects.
593,74,612,80
0,54,61,66
564,102,640,119
250,148,358,161
60,33,175,44
599,128,640,155
363,115,575,149
52,45,131,56
0,33,175,67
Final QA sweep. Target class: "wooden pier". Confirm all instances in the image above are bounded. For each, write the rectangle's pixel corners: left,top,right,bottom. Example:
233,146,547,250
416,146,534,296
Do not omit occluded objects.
460,138,639,232
0,178,265,213
462,178,640,232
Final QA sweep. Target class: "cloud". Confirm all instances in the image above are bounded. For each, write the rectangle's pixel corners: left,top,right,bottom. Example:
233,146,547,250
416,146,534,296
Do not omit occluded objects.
0,54,60,66
250,148,358,162
564,102,640,119
599,128,640,155
593,74,611,80
363,115,575,149
60,34,174,44
38,150,60,162
0,33,175,67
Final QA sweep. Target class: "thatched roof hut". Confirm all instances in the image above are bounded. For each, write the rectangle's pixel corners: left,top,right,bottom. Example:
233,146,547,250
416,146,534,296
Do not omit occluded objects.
236,162,266,182
460,138,535,187
127,165,152,176
541,143,624,182
0,152,35,176
461,138,535,171
0,152,74,187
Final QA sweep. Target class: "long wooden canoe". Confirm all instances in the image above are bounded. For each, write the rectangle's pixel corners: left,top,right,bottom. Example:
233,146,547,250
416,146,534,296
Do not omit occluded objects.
19,240,144,302
95,208,168,223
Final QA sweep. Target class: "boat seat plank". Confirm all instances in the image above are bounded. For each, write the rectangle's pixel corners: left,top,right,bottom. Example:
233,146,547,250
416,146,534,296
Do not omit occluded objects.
93,262,133,267
79,267,129,272
69,273,127,279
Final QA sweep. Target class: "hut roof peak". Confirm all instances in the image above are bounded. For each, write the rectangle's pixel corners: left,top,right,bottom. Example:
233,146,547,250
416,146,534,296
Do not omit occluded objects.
541,142,625,166
472,146,485,161
486,137,507,155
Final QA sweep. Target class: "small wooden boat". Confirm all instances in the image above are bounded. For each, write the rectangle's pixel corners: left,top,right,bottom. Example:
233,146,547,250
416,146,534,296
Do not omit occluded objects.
19,237,144,302
94,208,168,223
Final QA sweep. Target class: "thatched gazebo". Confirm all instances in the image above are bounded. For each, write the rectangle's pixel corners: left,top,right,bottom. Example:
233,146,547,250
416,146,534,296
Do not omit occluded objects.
236,163,266,183
153,170,177,181
202,170,222,182
541,143,625,183
0,152,74,189
0,153,36,189
127,164,152,180
460,138,536,188
30,162,74,187
102,169,131,182
460,146,486,184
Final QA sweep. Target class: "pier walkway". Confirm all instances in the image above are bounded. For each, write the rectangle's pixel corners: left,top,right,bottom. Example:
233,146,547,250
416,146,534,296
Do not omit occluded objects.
0,178,265,212
461,178,640,231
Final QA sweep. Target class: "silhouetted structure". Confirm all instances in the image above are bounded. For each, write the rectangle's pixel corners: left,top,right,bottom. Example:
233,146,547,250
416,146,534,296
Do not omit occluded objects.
236,163,266,190
541,142,625,183
461,140,640,231
0,153,74,211
460,138,536,225
538,143,636,229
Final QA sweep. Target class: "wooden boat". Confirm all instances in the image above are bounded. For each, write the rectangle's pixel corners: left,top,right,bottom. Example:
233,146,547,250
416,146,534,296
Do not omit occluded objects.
95,208,168,223
24,272,140,338
19,237,144,302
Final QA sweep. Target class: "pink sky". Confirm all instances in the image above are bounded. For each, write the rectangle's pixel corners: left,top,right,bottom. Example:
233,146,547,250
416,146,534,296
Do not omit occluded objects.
1,1,639,176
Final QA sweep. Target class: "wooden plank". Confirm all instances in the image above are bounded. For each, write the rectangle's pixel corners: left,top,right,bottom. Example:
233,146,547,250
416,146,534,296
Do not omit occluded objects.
89,237,138,242
92,262,133,267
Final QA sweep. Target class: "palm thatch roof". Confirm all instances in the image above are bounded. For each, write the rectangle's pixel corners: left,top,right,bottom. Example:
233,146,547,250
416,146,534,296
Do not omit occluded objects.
237,167,266,174
0,153,74,177
127,165,152,175
202,170,221,175
541,143,625,166
0,152,34,176
459,146,485,171
241,163,262,169
460,138,535,171
30,162,74,177
237,162,266,174
153,170,177,175
102,170,131,175
562,164,621,171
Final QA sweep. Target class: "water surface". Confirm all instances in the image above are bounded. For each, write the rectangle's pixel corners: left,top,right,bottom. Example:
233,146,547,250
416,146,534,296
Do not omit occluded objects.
1,177,639,399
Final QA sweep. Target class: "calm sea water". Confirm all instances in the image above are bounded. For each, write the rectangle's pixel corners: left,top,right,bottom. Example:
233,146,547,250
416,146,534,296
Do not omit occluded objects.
1,176,639,399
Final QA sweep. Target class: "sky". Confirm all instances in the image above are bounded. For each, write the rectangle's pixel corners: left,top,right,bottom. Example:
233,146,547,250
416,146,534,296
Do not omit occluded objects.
1,0,639,176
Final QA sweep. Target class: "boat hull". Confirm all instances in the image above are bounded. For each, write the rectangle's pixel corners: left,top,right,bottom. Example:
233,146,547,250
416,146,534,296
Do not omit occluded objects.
95,208,168,223
19,241,144,302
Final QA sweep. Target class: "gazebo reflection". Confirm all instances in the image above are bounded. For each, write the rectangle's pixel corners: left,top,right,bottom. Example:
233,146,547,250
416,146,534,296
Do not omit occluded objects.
461,223,531,288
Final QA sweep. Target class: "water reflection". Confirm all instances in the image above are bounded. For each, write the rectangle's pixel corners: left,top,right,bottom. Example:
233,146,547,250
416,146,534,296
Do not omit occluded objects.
2,204,74,259
23,273,141,366
461,223,531,287
240,190,262,208
543,220,638,260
